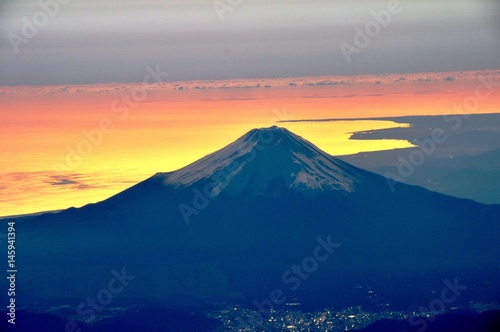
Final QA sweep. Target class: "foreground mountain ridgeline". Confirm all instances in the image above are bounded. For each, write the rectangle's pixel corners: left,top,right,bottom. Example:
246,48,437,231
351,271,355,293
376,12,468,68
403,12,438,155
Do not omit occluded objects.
1,126,499,330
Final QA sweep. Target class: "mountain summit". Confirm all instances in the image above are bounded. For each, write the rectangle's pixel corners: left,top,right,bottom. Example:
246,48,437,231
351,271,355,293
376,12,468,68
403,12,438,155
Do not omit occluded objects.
157,126,365,197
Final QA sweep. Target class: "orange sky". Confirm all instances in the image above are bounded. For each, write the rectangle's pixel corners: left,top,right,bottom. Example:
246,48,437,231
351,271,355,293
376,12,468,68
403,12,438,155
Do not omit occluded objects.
1,70,499,217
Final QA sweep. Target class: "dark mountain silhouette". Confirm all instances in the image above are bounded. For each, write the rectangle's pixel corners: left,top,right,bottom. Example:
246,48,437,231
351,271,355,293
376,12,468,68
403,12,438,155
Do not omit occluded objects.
2,126,499,322
0,309,219,332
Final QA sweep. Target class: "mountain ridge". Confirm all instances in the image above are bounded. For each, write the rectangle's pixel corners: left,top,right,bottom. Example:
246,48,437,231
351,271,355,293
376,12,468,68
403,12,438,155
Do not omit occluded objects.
3,126,499,319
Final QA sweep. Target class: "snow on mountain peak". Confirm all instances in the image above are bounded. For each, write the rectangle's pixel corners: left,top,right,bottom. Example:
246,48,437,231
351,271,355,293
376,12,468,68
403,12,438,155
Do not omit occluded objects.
158,126,366,197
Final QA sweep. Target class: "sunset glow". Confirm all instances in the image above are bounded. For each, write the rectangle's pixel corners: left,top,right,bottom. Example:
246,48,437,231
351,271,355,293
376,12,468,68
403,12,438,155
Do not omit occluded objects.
1,70,499,217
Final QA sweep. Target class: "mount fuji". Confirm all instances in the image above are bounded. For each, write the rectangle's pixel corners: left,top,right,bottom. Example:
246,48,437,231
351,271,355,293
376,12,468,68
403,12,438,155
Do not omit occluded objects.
4,126,500,316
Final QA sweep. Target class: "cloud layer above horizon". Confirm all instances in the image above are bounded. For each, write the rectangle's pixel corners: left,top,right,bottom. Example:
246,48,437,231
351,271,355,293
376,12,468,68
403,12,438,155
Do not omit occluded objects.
1,0,499,85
